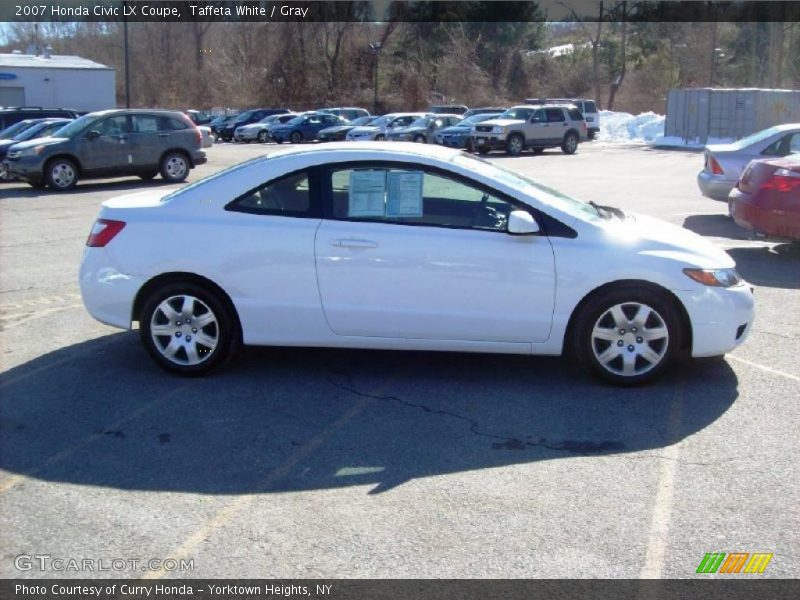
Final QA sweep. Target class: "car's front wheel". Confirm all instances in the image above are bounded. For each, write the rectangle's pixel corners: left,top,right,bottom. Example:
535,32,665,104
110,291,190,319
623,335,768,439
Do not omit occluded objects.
290,131,303,144
257,130,269,143
45,158,79,191
413,134,426,143
572,286,682,385
477,146,490,155
506,133,524,156
561,132,579,154
140,282,237,376
160,152,189,183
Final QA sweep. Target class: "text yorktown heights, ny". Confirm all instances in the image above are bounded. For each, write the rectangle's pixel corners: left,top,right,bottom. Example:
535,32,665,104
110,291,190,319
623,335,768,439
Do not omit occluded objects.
15,584,334,597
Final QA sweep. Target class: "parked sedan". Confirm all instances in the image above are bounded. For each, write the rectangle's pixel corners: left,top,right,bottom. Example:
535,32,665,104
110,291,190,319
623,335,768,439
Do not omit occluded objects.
435,113,503,150
234,113,297,143
0,118,72,171
728,155,800,241
386,114,463,143
697,123,800,200
318,116,376,142
346,113,427,141
270,113,347,143
79,143,753,385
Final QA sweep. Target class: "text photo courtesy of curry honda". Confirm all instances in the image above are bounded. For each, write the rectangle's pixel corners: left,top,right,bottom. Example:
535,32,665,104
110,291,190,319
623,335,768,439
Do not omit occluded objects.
1,0,799,595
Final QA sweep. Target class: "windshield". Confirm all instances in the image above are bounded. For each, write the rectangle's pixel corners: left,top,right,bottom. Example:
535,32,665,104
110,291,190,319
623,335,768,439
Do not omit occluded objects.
499,107,535,121
728,125,787,149
461,113,501,126
17,121,67,141
52,113,99,138
258,115,279,124
367,115,390,128
451,153,598,220
284,116,304,126
234,110,255,123
409,117,434,128
350,116,374,126
0,120,36,140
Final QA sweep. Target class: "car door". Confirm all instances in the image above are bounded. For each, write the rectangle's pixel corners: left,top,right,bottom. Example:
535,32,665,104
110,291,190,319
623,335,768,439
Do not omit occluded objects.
525,109,550,145
128,114,164,169
314,162,556,343
545,108,569,142
78,115,131,175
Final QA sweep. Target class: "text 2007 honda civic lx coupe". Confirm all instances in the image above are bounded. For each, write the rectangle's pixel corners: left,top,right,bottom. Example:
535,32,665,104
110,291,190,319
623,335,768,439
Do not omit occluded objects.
80,142,754,385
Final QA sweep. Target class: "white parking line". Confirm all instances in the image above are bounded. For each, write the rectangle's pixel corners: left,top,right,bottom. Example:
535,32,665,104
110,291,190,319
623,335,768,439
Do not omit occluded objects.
639,382,684,578
728,355,800,384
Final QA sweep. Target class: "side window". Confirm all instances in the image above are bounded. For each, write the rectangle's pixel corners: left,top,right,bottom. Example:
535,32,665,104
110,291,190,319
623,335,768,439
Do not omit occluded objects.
531,110,546,123
546,109,566,123
329,166,515,232
762,135,794,157
788,133,800,154
95,116,129,136
228,171,312,216
133,115,160,133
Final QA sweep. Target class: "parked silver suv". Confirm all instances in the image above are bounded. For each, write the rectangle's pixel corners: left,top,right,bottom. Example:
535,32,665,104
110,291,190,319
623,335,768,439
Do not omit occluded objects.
471,104,588,156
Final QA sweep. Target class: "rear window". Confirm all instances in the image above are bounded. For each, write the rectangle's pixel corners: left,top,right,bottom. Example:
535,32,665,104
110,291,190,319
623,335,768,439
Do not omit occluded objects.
584,101,598,113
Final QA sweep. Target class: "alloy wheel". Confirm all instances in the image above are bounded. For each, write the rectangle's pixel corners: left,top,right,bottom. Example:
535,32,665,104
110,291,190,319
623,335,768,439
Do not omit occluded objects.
149,295,219,366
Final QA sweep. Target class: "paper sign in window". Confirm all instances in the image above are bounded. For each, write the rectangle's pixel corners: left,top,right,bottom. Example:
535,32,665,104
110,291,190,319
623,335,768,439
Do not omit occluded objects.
348,170,386,217
386,171,423,217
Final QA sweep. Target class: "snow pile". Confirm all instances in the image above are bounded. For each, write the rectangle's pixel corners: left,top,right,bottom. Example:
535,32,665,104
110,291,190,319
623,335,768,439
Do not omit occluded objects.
597,110,665,144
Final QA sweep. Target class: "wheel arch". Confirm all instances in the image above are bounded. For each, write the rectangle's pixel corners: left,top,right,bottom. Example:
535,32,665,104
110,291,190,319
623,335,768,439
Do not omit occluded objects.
45,153,83,175
132,272,242,343
563,128,581,140
563,279,692,356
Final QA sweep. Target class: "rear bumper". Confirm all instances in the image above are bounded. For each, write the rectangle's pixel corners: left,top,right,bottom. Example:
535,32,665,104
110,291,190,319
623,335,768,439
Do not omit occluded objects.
79,248,145,330
674,284,754,357
697,170,735,201
729,187,800,241
192,151,207,166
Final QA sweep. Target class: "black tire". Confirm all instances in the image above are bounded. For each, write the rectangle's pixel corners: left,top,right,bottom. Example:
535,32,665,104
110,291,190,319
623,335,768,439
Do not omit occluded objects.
138,171,158,180
413,134,426,143
257,130,269,143
532,148,545,155
465,139,475,152
290,131,303,144
160,151,190,183
139,282,237,376
477,146,490,155
506,133,524,156
588,130,597,141
45,157,79,191
561,132,579,155
375,134,385,141
571,285,683,386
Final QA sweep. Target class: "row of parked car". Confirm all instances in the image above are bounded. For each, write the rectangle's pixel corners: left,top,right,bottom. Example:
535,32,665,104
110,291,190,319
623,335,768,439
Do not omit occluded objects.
205,100,600,157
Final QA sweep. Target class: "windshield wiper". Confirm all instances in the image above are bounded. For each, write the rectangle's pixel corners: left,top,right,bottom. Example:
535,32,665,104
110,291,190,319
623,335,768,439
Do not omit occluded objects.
589,201,625,219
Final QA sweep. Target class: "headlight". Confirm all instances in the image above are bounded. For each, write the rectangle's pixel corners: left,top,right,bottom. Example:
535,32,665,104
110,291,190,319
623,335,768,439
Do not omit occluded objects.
20,145,47,157
683,268,743,287
491,126,504,134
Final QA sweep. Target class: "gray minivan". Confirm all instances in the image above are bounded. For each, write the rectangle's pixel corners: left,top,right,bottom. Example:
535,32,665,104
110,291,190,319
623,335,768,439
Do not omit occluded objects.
3,109,206,190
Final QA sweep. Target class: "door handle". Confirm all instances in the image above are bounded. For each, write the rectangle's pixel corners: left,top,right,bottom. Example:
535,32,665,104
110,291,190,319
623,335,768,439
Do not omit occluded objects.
331,238,378,249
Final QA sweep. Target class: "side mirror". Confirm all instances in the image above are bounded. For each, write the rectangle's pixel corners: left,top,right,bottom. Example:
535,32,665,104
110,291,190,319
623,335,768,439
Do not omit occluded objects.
507,210,539,235
86,130,101,140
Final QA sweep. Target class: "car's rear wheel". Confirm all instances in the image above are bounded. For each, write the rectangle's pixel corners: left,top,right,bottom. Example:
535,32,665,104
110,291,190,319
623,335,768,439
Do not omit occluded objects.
375,134,385,141
413,134,426,143
160,152,189,183
572,286,681,385
257,130,269,143
561,132,579,154
139,171,158,180
290,131,303,144
465,139,475,152
140,283,236,376
477,146,490,155
506,133,524,156
45,158,78,191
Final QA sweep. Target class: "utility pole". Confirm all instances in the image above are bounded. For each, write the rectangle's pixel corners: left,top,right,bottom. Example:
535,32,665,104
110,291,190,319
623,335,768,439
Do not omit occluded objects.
369,42,382,115
123,1,131,107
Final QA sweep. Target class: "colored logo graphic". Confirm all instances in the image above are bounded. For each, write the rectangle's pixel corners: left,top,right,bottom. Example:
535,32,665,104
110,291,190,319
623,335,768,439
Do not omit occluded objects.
696,552,773,574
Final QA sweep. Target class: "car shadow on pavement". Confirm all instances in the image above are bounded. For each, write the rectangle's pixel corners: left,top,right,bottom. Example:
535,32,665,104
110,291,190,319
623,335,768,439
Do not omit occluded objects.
0,178,184,200
682,214,750,240
726,243,800,289
0,332,739,496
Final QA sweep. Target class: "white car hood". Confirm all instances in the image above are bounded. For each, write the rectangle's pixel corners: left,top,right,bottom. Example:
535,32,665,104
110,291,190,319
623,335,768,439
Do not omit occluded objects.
478,118,525,128
598,212,734,269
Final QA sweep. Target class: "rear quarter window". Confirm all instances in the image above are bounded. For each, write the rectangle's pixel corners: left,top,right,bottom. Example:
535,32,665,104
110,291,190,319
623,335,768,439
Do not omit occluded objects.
568,108,584,121
584,101,598,113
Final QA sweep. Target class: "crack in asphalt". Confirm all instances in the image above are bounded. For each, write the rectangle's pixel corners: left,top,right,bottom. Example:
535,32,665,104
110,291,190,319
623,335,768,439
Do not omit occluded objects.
324,363,629,457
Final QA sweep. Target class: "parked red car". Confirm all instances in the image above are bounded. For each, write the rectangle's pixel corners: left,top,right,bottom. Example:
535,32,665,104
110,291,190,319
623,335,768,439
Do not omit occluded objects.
728,155,800,241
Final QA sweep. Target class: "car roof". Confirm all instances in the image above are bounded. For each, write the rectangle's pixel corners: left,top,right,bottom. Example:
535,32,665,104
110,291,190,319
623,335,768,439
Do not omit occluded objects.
266,140,462,161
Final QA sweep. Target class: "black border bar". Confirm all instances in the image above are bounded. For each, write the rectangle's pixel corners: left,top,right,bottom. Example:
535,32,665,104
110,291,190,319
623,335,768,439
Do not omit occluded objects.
3,1,800,23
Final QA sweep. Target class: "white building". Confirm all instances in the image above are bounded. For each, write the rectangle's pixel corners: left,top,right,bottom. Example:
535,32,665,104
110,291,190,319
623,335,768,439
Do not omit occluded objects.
0,49,116,112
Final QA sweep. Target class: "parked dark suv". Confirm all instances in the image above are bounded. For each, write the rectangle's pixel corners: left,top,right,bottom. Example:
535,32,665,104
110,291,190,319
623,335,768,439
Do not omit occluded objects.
3,109,206,190
219,108,290,142
0,107,79,131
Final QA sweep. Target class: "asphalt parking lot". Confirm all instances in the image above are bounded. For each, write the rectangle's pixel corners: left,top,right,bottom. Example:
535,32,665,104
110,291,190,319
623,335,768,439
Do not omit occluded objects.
0,141,798,579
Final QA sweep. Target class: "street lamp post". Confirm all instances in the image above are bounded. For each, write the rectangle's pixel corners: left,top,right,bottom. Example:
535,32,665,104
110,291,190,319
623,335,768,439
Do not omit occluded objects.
123,1,131,108
369,42,382,115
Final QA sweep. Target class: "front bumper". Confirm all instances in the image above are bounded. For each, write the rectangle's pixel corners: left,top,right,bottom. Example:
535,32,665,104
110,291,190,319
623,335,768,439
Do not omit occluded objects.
674,283,754,357
234,129,259,141
436,134,468,148
697,170,736,201
471,134,506,150
79,248,147,330
3,155,44,184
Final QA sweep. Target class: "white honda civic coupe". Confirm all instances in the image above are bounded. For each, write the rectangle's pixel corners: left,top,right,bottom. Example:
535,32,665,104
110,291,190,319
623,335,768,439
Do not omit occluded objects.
80,142,754,385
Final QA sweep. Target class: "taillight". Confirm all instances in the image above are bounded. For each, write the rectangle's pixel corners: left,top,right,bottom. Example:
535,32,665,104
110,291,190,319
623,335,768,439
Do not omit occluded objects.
761,169,800,193
87,219,125,247
708,156,724,175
